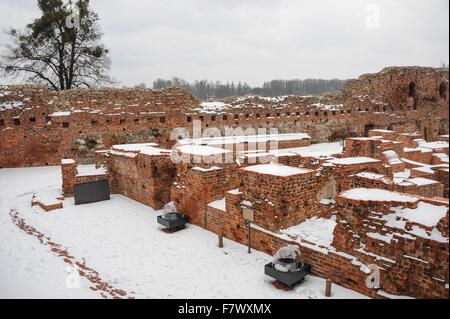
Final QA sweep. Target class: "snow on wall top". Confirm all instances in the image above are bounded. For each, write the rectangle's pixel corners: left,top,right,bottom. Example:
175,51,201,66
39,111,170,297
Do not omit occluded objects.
348,136,383,141
178,133,310,146
175,144,231,156
111,143,171,156
370,129,394,133
355,171,439,187
1,86,200,114
191,166,222,173
194,93,345,114
403,147,433,153
416,140,449,150
198,102,230,112
354,172,392,184
432,153,449,163
49,111,71,117
383,150,402,165
61,159,76,164
280,217,337,247
241,163,313,177
269,141,343,159
327,157,380,165
238,151,273,159
400,132,422,136
76,164,107,177
0,100,25,111
207,197,226,212
407,177,439,186
384,203,449,242
340,188,419,203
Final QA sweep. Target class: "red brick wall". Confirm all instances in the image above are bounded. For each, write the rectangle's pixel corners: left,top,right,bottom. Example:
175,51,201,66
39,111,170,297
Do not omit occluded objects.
203,193,449,299
435,169,449,198
344,139,382,158
61,159,110,196
369,130,397,140
331,196,448,298
106,153,176,210
236,168,319,232
1,66,448,168
171,161,239,225
345,173,445,198
402,149,433,165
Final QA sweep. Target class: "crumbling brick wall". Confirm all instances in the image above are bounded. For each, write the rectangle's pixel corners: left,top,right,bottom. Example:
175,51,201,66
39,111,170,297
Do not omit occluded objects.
435,169,449,198
171,158,239,226
61,159,110,197
344,173,445,198
236,167,318,232
203,190,449,299
1,66,448,168
104,152,175,210
332,195,448,298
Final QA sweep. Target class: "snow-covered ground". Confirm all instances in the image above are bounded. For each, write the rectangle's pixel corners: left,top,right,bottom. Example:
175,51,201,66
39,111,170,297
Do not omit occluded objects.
0,166,368,299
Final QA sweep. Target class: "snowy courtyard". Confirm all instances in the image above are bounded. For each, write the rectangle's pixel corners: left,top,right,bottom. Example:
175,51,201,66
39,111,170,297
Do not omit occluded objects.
0,166,367,299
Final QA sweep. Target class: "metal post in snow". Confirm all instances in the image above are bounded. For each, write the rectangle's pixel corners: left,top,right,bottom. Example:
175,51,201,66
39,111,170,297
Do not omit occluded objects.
218,233,223,248
247,220,251,254
325,279,332,297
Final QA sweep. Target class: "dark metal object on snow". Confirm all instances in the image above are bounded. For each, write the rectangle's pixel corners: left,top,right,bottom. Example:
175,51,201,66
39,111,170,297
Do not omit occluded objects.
264,258,311,287
157,212,189,231
74,180,110,205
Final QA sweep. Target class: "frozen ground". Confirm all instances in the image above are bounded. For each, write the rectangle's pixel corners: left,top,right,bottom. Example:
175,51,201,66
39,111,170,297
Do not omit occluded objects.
0,166,368,299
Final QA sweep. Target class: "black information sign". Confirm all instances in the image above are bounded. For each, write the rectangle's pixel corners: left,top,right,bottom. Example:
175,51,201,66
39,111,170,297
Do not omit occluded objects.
74,180,110,205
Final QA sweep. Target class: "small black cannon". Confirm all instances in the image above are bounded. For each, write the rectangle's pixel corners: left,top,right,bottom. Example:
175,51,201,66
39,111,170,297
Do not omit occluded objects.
265,258,312,287
157,212,189,232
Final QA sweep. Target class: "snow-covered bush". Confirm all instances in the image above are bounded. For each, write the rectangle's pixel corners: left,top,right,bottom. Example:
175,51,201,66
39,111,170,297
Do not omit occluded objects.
160,202,178,218
273,245,301,262
272,245,303,272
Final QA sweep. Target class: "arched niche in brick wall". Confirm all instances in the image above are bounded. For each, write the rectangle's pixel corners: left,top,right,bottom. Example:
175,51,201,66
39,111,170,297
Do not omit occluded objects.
439,82,447,100
438,119,448,135
409,82,416,98
364,124,374,137
316,176,337,202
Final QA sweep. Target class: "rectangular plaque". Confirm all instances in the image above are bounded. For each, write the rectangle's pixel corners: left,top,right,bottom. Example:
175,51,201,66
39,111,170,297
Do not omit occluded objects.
74,180,110,205
242,207,254,222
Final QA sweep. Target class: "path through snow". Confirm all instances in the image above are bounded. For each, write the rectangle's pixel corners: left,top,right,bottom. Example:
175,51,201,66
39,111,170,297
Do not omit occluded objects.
0,166,368,299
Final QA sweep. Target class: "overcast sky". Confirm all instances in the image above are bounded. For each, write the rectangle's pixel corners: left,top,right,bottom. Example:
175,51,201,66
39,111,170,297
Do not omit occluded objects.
0,0,448,87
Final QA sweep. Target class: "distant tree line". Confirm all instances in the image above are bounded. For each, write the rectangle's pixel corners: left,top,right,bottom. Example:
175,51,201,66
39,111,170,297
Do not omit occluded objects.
144,77,346,99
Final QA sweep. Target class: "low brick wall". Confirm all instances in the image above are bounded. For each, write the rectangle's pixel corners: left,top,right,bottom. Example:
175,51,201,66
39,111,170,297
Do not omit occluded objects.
344,138,382,159
106,152,175,210
61,160,110,196
403,149,433,164
236,166,318,232
202,191,449,299
332,195,449,299
345,174,444,198
171,161,239,225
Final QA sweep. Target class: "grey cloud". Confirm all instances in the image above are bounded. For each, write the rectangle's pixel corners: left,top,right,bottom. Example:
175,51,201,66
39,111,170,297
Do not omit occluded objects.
0,0,448,87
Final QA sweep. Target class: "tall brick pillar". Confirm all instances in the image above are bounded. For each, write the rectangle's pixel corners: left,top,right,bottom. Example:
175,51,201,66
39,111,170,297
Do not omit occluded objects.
61,159,78,196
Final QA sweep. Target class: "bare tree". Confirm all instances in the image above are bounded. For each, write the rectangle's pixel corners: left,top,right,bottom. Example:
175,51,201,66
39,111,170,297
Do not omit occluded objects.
0,0,114,90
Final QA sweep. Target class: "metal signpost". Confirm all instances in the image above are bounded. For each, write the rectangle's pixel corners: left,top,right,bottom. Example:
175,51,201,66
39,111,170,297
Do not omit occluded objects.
247,220,251,254
242,207,254,254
